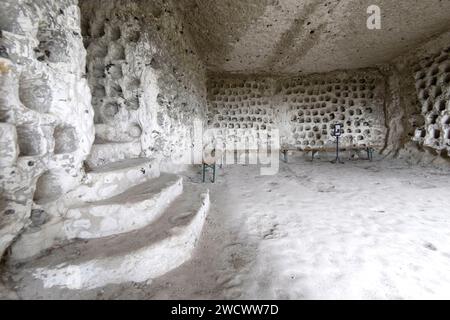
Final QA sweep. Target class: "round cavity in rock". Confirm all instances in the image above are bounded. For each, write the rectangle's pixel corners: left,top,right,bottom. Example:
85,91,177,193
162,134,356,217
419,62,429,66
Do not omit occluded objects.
416,128,426,138
93,84,106,98
53,125,78,154
428,77,437,86
91,23,105,38
128,124,142,138
30,209,48,228
436,100,447,112
109,26,121,41
442,73,450,84
109,43,126,60
33,171,64,203
432,86,442,98
19,74,52,113
92,63,106,77
429,113,439,125
16,125,43,156
433,129,441,139
90,43,108,58
103,102,119,118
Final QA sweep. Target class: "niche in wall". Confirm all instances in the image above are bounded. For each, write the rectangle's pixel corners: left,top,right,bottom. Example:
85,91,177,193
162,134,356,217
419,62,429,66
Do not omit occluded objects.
16,125,43,157
19,74,52,114
53,125,78,154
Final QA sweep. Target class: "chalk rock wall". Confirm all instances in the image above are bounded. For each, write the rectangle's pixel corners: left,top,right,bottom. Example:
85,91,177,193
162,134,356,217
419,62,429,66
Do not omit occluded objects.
79,0,208,170
412,48,450,154
384,31,450,164
0,0,94,258
207,77,275,152
207,70,386,151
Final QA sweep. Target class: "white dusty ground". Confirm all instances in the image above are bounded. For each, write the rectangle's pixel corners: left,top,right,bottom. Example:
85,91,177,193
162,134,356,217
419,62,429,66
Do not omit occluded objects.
4,154,450,300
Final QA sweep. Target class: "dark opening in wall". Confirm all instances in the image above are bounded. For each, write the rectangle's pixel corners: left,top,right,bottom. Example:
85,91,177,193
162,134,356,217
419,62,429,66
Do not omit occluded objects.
125,29,141,43
53,125,78,154
433,129,441,139
93,84,106,98
418,128,426,138
432,86,442,98
109,26,121,41
16,126,42,157
91,22,105,38
430,114,439,125
443,73,450,84
437,100,446,112
90,41,108,58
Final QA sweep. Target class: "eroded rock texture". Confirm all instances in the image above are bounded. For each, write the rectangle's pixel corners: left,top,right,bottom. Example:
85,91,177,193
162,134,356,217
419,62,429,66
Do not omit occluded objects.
79,0,208,170
0,0,93,259
207,70,386,150
381,31,450,164
413,48,450,153
0,0,449,269
178,0,450,74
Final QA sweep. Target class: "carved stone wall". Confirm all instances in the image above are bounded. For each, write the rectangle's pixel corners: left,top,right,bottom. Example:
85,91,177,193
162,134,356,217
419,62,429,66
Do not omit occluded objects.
0,0,94,258
207,70,386,151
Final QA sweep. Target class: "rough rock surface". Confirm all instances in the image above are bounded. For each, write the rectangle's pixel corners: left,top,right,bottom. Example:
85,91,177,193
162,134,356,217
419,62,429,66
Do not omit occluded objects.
0,0,94,259
178,0,450,74
380,31,450,164
79,0,208,170
207,70,386,151
0,0,450,296
1,0,209,262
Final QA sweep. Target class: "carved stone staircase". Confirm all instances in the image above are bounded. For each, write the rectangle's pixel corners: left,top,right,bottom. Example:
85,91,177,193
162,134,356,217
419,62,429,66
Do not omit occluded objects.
6,157,209,291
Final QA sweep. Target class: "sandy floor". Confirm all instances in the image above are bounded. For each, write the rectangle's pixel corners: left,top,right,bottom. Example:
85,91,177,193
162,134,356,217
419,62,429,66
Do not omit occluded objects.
4,155,450,299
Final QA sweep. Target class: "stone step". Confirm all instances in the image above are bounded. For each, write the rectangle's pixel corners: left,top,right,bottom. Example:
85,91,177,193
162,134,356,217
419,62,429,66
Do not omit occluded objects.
11,184,209,290
66,158,160,206
63,173,183,239
86,141,142,168
8,158,160,262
